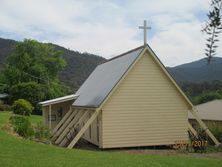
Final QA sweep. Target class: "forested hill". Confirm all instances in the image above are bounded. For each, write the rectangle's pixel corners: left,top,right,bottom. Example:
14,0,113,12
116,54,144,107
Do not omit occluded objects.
0,38,17,70
0,38,106,91
1,37,222,92
167,57,222,84
51,44,105,91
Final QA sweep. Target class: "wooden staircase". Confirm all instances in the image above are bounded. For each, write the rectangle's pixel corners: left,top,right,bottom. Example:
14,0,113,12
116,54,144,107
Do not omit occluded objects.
51,108,100,148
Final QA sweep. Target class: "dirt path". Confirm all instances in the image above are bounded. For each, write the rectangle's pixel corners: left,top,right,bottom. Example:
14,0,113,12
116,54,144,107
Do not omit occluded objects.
77,139,222,159
119,149,222,159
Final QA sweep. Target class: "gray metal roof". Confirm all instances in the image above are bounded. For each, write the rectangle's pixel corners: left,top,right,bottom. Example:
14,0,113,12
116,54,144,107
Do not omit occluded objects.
0,93,9,99
73,46,144,108
188,99,222,121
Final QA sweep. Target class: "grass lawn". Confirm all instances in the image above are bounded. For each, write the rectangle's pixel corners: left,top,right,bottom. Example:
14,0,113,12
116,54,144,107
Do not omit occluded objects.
0,112,11,127
0,112,42,127
0,112,221,167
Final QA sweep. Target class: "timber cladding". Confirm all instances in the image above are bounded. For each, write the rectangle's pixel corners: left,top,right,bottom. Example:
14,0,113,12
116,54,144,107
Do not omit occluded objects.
101,51,189,148
43,100,74,129
41,45,220,148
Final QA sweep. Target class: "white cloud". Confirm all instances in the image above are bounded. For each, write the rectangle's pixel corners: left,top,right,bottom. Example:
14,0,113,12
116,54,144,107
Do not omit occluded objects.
151,21,206,66
0,0,221,66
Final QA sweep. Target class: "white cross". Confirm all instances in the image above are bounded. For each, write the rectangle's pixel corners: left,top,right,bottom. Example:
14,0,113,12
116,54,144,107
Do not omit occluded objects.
139,20,151,46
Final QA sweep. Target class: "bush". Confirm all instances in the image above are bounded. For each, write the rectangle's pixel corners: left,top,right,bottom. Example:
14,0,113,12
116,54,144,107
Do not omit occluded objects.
9,115,34,138
12,99,33,116
207,122,222,143
34,122,51,140
196,91,222,104
0,100,12,111
9,82,45,115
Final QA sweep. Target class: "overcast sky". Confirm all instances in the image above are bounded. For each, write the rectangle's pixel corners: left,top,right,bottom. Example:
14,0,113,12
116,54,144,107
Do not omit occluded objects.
0,0,221,66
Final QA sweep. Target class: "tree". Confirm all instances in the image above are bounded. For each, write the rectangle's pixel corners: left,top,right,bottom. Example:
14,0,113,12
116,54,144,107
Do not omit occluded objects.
202,0,222,63
10,82,44,102
1,39,68,114
3,39,66,86
9,82,45,114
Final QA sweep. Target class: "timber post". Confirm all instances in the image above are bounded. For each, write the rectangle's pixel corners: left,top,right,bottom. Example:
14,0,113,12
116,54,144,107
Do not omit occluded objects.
190,107,221,147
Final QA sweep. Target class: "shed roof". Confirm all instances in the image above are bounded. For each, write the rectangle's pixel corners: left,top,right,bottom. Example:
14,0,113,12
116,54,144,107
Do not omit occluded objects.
188,99,222,121
0,93,9,99
39,94,78,106
73,46,144,108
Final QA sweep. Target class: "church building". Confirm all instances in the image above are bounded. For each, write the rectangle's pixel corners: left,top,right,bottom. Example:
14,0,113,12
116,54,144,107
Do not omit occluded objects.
40,21,220,149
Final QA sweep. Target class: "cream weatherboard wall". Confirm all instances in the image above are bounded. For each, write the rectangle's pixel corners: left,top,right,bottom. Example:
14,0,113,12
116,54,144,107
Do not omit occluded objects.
81,112,102,146
101,50,190,148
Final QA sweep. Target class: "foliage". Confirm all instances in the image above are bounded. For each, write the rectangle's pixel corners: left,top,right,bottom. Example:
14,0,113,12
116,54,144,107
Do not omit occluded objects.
202,0,222,63
9,82,45,102
193,91,222,104
182,80,222,104
34,122,51,140
0,100,11,111
9,82,44,114
2,39,66,86
182,80,222,97
4,112,49,142
0,103,11,111
195,121,222,146
46,80,71,99
207,122,222,143
0,38,105,92
9,115,34,138
0,82,7,93
0,39,70,114
0,38,16,71
12,99,33,116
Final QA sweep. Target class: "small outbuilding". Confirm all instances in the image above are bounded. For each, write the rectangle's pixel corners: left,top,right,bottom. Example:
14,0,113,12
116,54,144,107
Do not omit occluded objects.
39,94,78,129
0,93,9,104
189,99,222,122
0,93,9,99
40,44,220,149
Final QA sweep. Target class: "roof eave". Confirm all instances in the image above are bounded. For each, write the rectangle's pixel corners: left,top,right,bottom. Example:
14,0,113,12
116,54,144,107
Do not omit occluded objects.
39,94,79,107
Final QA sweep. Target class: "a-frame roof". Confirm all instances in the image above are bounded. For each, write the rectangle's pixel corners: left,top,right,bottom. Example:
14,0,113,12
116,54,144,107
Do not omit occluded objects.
73,45,193,108
73,46,144,108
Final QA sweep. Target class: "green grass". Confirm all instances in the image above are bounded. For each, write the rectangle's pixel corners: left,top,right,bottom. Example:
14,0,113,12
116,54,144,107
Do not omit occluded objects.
0,112,11,127
0,111,42,127
0,112,221,167
29,114,42,125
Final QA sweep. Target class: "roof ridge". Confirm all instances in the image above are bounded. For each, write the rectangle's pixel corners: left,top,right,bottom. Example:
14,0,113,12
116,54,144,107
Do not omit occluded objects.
101,45,144,64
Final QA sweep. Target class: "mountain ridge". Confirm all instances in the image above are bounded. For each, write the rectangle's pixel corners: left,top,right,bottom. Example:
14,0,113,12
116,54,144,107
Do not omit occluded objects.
0,37,106,91
167,57,222,84
0,37,222,90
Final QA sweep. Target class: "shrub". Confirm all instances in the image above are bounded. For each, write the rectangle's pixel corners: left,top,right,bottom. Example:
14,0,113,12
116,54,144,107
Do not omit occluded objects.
12,99,33,116
34,122,51,140
196,91,222,104
9,115,34,138
207,122,222,143
9,82,45,115
0,100,12,111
